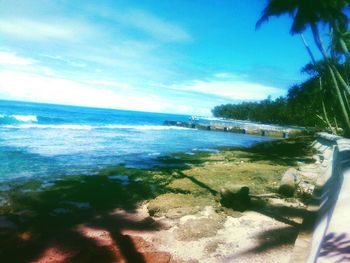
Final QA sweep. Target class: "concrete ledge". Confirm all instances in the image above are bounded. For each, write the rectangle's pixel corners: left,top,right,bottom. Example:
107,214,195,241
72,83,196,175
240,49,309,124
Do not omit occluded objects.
316,132,343,142
317,168,350,262
291,134,350,263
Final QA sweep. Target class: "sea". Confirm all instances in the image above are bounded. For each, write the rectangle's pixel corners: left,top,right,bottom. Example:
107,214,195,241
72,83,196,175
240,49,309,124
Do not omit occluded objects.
0,100,272,183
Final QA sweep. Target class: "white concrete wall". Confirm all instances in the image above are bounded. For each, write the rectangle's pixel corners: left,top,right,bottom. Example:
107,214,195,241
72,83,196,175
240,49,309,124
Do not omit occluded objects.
295,133,350,263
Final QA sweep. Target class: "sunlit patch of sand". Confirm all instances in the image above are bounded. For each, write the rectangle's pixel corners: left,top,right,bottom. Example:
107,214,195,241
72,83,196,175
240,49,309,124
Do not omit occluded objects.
76,225,116,247
33,247,71,263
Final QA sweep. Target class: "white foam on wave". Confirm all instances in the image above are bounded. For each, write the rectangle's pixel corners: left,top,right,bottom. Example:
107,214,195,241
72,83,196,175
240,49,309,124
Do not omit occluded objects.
11,115,38,122
3,124,93,130
1,124,192,131
0,114,38,122
199,116,223,121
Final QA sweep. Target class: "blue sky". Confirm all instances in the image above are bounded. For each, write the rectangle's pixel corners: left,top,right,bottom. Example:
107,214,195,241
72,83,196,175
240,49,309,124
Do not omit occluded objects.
0,0,320,115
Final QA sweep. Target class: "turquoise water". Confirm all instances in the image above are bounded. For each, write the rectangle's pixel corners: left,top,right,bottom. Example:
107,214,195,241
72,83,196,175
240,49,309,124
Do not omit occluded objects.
0,100,272,182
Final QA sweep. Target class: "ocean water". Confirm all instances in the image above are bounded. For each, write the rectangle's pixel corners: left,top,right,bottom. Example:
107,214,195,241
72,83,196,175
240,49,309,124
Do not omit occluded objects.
0,100,272,182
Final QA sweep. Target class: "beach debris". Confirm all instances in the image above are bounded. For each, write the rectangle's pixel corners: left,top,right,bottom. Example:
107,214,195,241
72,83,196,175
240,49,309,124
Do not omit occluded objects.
279,168,300,197
220,186,251,212
297,181,315,197
108,174,130,185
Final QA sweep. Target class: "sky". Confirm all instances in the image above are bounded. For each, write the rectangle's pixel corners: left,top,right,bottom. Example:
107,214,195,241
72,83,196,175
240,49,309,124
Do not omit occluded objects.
0,0,321,115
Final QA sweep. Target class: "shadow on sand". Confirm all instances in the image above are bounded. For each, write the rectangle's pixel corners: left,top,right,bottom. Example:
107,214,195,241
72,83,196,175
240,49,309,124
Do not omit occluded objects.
0,167,173,262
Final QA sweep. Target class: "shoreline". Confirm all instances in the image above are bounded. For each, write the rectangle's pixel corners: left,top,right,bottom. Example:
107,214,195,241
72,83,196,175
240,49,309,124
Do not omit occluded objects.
0,135,272,188
0,136,315,262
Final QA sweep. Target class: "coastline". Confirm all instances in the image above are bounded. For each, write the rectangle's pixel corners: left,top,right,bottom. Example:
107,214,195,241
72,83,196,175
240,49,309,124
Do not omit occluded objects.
0,136,315,262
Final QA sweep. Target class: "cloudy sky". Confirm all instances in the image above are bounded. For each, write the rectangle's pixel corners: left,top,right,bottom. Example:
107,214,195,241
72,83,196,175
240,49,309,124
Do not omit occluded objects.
0,0,319,115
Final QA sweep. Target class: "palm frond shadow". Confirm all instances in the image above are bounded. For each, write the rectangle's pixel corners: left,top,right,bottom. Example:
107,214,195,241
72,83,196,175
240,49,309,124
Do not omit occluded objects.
0,171,170,263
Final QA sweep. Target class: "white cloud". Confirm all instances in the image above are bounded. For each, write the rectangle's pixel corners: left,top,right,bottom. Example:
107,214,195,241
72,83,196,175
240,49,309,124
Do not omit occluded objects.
172,77,286,100
213,72,231,78
213,72,248,79
0,18,100,42
0,70,167,113
0,69,221,116
103,9,191,42
0,51,35,65
84,80,130,90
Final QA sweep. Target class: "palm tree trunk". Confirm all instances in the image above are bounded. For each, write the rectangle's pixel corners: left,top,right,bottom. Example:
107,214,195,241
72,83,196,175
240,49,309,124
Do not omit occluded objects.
310,23,350,135
334,116,339,131
332,64,350,96
300,34,317,64
328,68,350,135
339,38,350,60
328,24,350,96
333,23,350,61
319,78,336,134
300,34,335,133
343,89,350,112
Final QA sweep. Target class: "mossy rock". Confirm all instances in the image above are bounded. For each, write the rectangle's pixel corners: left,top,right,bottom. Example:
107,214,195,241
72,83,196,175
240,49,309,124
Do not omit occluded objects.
147,193,215,217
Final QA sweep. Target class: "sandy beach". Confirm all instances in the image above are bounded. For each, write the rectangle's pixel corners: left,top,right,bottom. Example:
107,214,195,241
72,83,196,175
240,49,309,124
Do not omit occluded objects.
0,136,315,262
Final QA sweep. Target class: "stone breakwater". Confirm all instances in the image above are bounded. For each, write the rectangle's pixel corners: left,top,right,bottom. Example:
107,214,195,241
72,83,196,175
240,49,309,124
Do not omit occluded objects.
164,120,306,138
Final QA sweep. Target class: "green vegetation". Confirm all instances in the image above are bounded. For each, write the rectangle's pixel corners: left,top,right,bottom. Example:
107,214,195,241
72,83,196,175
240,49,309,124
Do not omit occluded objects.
214,1,350,137
212,86,325,128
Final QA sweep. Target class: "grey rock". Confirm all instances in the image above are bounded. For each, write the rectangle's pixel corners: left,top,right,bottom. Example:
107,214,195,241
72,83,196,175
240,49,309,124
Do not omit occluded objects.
279,168,300,197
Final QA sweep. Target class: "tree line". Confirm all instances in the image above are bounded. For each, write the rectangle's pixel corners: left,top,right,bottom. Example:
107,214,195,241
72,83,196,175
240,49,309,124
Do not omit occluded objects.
213,1,350,137
212,61,346,129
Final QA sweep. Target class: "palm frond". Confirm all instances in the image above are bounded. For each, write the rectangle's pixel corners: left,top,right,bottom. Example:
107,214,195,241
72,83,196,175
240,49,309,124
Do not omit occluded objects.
256,0,298,30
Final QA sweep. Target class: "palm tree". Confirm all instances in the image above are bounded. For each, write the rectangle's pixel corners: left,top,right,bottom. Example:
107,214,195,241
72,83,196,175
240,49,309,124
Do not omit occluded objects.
300,35,336,133
330,24,350,59
301,59,349,133
256,0,350,135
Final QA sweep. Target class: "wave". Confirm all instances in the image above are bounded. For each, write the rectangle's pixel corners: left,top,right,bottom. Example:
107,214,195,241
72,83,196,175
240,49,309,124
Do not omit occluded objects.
0,114,38,124
198,116,223,121
12,115,38,122
2,124,93,130
1,124,193,131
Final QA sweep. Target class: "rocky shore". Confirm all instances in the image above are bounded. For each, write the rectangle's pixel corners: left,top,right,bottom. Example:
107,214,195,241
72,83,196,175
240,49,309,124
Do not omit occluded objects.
0,136,316,262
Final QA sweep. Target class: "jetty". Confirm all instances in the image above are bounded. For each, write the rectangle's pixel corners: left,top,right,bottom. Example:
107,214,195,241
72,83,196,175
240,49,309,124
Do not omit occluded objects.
164,120,306,138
